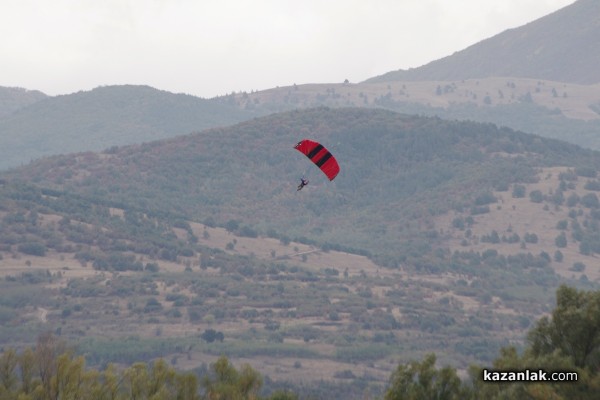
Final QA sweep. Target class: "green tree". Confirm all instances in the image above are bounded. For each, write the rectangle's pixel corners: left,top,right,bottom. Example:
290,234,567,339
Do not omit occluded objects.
147,359,176,399
512,184,526,198
176,373,201,400
268,390,299,400
528,285,600,369
201,356,262,400
0,348,18,395
384,353,464,400
19,348,36,396
124,362,149,400
554,250,563,262
529,190,544,203
555,232,567,248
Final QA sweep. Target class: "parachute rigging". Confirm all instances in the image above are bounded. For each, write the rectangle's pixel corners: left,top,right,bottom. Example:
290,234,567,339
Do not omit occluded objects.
294,139,340,181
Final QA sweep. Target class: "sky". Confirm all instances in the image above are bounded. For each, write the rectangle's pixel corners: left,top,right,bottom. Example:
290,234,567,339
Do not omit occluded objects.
1,0,577,99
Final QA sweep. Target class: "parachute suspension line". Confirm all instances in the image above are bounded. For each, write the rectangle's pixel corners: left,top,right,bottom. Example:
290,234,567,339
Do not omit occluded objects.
301,166,309,180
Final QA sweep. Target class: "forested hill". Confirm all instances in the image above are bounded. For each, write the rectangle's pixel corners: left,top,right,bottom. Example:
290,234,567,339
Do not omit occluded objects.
6,107,600,266
0,86,47,118
366,0,600,84
0,85,259,170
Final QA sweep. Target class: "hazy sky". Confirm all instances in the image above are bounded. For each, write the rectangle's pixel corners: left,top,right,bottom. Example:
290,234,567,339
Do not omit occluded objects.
1,0,576,98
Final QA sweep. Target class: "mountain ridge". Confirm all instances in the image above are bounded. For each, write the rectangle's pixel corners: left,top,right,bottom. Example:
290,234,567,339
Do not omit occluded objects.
365,0,600,84
0,86,47,118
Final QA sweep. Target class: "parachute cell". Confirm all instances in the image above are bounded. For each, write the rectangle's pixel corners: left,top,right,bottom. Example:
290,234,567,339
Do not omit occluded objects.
294,139,340,181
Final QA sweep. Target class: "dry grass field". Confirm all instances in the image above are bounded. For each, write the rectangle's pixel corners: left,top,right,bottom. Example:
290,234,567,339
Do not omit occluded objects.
436,166,600,281
236,78,600,121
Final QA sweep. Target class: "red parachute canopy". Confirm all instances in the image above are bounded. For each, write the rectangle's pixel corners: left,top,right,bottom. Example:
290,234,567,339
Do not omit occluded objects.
294,139,340,181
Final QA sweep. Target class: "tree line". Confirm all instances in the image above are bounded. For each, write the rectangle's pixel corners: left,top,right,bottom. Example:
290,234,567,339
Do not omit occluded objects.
0,332,295,400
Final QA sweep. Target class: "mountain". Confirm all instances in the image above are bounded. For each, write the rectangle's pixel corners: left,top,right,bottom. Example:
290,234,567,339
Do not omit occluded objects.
0,86,47,118
219,2,600,151
0,85,261,170
366,0,600,84
2,0,599,171
225,78,600,150
3,108,600,394
6,107,600,268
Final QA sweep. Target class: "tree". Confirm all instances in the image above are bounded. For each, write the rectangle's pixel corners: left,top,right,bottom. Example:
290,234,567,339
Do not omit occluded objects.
528,285,600,369
201,356,262,400
529,190,544,203
512,184,526,198
17,241,47,256
555,232,567,248
384,353,465,400
581,193,600,208
124,362,149,400
269,390,299,399
201,329,224,343
554,250,563,262
0,348,18,394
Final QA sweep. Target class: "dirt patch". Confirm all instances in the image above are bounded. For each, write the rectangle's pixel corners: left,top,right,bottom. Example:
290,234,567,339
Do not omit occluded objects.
189,222,392,278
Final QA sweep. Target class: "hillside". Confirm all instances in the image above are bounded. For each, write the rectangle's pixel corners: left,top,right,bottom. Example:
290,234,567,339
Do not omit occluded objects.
0,178,588,397
0,85,261,170
3,108,600,396
366,0,600,84
4,79,600,173
225,78,600,150
0,86,47,118
6,107,600,270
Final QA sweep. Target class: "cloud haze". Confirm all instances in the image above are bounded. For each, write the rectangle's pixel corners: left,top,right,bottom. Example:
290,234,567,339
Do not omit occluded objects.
0,0,576,98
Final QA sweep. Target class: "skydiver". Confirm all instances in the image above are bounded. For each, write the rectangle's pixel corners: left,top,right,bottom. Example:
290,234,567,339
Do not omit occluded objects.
297,178,309,191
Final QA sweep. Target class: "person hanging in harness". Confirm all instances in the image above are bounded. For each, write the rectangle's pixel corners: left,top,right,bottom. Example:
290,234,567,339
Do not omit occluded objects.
297,177,309,191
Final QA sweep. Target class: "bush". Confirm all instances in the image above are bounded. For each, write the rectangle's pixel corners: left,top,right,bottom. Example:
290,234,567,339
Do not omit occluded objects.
512,184,526,198
17,242,46,256
555,233,567,248
570,262,586,272
529,190,544,203
581,193,599,208
524,233,538,243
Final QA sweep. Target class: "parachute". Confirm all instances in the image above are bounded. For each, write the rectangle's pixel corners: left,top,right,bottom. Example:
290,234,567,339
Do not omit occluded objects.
294,139,340,181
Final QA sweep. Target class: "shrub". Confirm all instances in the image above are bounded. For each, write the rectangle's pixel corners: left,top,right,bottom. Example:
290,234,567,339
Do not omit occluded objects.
17,242,46,256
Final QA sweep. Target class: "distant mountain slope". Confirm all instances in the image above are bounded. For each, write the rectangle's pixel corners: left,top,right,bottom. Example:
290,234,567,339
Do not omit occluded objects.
0,85,260,170
7,107,600,266
366,0,600,84
0,86,47,118
227,78,600,150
